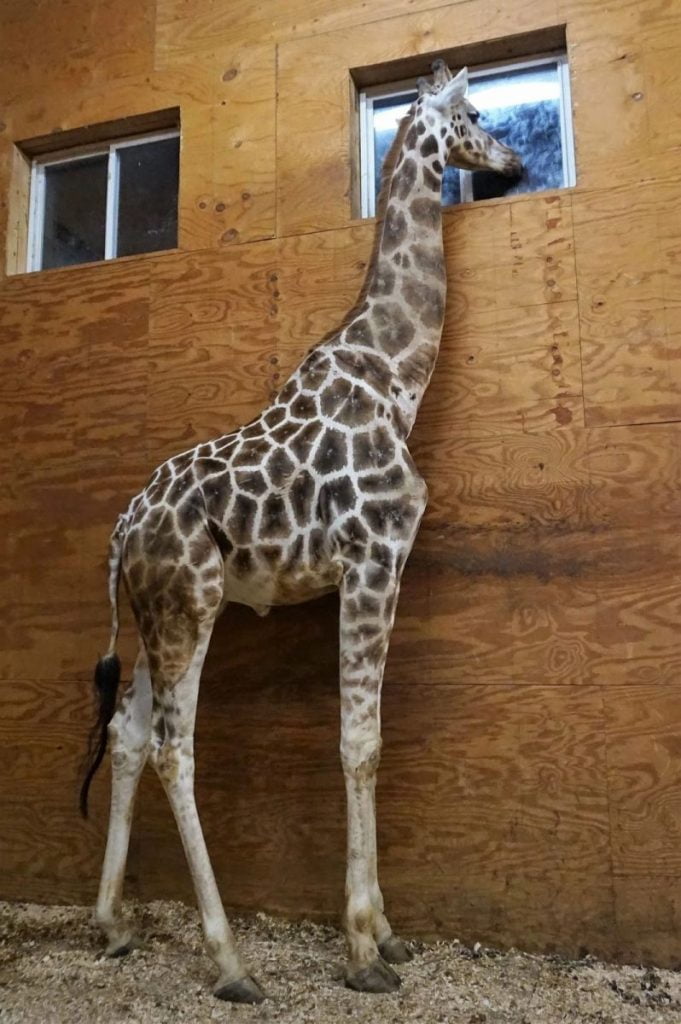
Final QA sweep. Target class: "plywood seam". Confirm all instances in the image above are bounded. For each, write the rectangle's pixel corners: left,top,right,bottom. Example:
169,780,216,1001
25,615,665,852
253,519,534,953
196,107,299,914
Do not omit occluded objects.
568,192,588,429
597,683,619,944
586,416,681,431
274,42,282,240
276,0,511,48
274,190,582,242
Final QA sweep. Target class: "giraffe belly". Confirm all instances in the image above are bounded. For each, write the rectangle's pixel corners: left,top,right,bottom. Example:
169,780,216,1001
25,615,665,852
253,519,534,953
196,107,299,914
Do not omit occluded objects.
222,554,342,614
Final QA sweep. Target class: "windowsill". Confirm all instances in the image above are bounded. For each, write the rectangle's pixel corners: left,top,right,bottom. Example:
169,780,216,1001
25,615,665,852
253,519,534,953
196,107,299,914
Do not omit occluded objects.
8,246,183,281
5,183,579,280
349,182,577,230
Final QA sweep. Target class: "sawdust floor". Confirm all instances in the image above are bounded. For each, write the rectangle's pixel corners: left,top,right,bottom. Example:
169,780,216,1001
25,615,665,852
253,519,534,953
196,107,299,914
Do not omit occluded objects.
1,900,681,1024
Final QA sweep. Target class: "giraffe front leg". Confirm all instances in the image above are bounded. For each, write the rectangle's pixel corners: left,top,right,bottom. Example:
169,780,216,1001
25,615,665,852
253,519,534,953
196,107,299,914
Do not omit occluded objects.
368,769,413,967
339,558,413,993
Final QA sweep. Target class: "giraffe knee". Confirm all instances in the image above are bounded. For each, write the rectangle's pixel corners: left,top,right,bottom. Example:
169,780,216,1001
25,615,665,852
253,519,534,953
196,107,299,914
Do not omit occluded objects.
109,740,147,775
107,707,149,773
341,737,382,778
150,741,178,785
150,740,193,788
108,683,151,748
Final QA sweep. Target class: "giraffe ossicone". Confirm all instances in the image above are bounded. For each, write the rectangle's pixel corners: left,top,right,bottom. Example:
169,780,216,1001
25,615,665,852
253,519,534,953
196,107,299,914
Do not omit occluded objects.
80,60,521,1001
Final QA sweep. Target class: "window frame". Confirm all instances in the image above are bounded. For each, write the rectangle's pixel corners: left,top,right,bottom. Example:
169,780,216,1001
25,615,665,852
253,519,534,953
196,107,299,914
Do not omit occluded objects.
358,52,575,218
27,128,181,272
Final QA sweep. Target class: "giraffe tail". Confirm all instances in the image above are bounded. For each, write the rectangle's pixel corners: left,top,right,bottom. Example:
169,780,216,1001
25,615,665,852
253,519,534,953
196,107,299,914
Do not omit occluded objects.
79,517,126,818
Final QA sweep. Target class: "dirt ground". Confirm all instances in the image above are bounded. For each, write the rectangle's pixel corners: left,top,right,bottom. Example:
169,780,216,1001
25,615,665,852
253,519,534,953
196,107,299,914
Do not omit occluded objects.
1,900,681,1024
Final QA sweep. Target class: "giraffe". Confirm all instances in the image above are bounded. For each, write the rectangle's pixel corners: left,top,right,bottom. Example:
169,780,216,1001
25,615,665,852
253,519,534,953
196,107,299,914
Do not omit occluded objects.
79,60,522,1002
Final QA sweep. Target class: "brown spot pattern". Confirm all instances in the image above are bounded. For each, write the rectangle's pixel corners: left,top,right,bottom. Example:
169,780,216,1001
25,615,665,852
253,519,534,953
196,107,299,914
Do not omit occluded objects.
290,393,317,419
404,123,418,149
334,385,375,427
333,349,391,395
320,377,352,417
177,496,203,535
318,475,356,520
261,494,288,538
392,157,417,200
373,302,416,355
233,439,271,467
235,470,266,496
266,448,294,487
270,421,300,444
353,427,395,471
346,317,374,346
290,470,315,525
313,428,347,474
400,344,437,387
290,420,322,461
358,465,405,493
410,197,440,230
403,280,445,329
420,135,439,158
194,458,227,480
229,493,257,544
264,407,286,428
298,351,330,390
382,205,407,253
410,243,446,281
368,263,396,298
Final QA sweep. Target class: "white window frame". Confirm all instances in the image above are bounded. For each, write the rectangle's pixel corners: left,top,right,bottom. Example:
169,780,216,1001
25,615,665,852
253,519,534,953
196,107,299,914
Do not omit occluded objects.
358,52,575,218
27,128,180,272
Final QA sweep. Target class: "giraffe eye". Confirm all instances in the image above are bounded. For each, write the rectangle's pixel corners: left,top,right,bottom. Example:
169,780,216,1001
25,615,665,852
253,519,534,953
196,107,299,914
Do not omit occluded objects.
469,110,480,124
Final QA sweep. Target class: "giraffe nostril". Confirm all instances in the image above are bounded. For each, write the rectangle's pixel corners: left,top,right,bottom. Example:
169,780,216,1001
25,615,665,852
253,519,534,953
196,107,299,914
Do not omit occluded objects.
504,157,524,179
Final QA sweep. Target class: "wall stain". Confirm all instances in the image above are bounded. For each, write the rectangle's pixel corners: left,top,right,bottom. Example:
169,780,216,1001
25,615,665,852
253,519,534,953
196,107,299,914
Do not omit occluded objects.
417,523,658,583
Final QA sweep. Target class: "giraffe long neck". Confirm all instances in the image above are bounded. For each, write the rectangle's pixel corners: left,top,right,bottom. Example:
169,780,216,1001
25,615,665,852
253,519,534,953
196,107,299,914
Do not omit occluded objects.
340,105,448,436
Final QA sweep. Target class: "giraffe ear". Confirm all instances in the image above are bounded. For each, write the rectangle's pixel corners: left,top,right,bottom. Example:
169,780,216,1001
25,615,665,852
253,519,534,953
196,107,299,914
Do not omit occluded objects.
431,66,468,111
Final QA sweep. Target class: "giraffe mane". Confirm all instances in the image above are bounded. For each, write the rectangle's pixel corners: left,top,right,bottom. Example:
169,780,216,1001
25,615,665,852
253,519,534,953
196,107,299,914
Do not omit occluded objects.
374,103,415,222
307,103,417,353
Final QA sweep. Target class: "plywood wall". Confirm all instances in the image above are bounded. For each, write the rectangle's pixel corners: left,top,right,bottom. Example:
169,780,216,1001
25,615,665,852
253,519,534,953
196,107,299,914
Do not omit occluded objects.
2,0,681,967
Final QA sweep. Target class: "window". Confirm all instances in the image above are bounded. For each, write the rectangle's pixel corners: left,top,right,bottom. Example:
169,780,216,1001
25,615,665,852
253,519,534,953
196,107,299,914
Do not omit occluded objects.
358,54,575,217
28,130,180,271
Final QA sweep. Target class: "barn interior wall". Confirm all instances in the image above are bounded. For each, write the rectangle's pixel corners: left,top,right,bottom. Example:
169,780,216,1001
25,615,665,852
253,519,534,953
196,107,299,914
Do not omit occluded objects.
2,0,681,966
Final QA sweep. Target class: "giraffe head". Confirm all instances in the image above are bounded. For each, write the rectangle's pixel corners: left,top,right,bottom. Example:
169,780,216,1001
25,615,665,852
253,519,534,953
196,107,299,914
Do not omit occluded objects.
417,59,522,178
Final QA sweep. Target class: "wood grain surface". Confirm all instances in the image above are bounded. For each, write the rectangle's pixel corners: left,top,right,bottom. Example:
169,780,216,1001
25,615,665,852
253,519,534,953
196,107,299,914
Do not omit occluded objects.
1,0,681,968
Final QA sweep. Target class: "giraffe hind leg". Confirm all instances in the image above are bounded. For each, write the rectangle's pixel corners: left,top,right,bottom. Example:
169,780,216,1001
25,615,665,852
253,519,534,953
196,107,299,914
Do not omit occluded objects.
94,648,152,956
144,608,264,1002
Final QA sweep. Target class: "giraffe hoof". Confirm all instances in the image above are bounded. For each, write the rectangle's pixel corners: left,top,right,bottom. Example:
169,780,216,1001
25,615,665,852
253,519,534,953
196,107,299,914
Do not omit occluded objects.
214,975,266,1004
108,942,133,958
105,934,137,958
345,957,401,994
379,935,413,964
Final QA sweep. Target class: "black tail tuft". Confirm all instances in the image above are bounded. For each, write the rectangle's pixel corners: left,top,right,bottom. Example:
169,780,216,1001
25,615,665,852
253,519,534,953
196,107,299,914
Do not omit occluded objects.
79,653,121,819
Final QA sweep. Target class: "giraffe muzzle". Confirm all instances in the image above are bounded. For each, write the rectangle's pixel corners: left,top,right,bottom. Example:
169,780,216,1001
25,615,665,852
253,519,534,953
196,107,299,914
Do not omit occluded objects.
502,154,524,178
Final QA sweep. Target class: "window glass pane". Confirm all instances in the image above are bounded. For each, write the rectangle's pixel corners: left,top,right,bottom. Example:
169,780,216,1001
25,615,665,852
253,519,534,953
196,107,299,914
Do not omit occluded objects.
469,62,564,202
116,136,179,257
441,165,462,207
42,156,108,269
